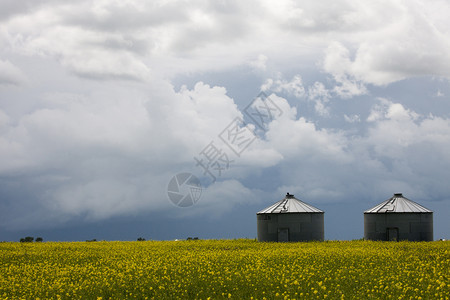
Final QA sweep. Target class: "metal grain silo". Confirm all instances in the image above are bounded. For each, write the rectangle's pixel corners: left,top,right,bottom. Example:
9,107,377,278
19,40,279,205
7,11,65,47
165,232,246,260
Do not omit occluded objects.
364,193,433,241
257,193,324,242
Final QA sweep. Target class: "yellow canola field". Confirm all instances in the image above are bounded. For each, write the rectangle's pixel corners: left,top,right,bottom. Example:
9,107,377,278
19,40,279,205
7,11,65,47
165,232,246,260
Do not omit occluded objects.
0,240,449,299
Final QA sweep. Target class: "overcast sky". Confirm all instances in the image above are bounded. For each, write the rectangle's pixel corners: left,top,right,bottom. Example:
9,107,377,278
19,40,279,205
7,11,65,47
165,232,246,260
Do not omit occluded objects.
1,0,449,241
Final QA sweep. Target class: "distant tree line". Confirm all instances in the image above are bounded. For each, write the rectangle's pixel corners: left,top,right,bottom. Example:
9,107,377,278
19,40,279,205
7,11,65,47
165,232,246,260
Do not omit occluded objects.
13,236,202,242
19,236,43,243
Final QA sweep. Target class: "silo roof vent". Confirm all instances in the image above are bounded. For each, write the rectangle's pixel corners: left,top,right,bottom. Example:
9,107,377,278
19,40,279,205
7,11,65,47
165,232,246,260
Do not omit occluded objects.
257,193,323,214
365,193,432,213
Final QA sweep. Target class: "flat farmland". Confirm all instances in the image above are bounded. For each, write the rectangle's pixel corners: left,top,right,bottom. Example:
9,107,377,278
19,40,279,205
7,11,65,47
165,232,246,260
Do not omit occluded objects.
0,240,449,299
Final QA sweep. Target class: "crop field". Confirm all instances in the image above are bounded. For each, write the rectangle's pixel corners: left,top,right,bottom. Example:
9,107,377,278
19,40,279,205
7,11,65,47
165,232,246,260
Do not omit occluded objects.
0,240,449,299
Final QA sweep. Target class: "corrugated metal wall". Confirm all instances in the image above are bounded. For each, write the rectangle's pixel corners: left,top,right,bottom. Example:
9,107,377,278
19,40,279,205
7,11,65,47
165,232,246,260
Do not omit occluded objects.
257,212,324,242
364,213,433,241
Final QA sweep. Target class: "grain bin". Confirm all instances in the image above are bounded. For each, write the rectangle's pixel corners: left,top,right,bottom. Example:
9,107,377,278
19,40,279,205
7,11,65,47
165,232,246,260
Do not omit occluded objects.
364,193,433,241
257,193,324,242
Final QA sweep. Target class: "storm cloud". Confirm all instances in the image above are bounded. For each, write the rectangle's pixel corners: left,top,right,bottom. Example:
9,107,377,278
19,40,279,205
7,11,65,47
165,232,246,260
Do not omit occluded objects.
1,0,449,240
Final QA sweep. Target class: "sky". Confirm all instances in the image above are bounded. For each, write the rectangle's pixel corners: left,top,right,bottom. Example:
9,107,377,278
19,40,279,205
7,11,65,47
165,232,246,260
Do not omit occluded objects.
1,0,449,241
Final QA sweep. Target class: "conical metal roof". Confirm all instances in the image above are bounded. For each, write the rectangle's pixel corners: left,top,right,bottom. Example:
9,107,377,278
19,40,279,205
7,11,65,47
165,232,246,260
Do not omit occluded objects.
257,193,323,214
364,193,432,213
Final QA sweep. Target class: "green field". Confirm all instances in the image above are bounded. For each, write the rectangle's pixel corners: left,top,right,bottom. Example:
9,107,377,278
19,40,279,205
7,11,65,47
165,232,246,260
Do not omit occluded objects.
0,240,449,299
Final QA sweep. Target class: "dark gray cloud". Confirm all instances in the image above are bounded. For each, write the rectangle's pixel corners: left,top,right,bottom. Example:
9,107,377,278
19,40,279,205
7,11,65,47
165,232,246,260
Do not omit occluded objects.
61,1,190,31
0,60,26,85
0,0,449,240
0,0,57,21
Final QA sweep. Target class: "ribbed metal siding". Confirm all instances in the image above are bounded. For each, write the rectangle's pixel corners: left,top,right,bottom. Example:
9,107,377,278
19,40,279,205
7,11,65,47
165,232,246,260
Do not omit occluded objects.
257,212,324,242
364,212,433,241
